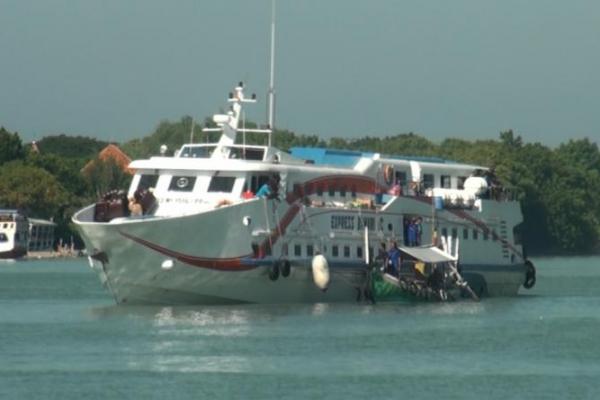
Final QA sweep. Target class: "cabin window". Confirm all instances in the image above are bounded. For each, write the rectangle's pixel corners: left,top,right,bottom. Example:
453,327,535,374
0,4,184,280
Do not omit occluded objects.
395,171,407,186
388,223,393,232
463,228,469,240
305,183,314,196
357,246,363,259
208,176,236,192
250,175,270,193
351,185,357,198
0,233,7,242
441,227,448,238
317,185,324,196
441,175,451,189
340,186,347,197
282,243,289,256
169,176,196,192
472,229,479,240
307,244,314,256
328,184,336,197
451,228,458,239
343,245,350,258
2,223,6,228
138,174,159,190
293,183,303,197
294,244,302,257
423,174,435,189
512,224,522,245
332,245,339,257
457,176,467,190
483,230,489,241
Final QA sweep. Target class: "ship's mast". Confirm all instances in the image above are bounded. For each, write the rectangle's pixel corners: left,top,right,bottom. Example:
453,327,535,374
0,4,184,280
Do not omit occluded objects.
267,0,276,147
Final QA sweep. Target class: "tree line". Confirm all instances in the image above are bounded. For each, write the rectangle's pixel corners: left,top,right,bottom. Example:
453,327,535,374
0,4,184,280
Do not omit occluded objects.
0,120,598,255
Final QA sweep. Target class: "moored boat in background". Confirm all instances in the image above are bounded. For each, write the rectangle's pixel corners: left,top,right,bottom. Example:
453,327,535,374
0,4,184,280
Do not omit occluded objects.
0,209,29,259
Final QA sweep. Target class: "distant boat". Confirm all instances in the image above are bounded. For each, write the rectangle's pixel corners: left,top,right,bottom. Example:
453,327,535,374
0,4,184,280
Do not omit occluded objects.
0,209,29,259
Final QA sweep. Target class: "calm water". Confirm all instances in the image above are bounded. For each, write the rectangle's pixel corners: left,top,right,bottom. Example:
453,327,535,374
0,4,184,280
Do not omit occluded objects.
0,257,599,399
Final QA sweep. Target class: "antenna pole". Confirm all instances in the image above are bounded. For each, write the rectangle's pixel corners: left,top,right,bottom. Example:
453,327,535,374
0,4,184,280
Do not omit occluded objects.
189,118,195,144
267,0,276,147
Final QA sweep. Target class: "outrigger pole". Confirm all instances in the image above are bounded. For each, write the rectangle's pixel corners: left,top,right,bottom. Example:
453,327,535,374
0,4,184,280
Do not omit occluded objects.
267,0,276,147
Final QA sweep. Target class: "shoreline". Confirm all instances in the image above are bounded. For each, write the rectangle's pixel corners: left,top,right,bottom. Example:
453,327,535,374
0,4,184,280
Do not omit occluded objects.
23,250,84,260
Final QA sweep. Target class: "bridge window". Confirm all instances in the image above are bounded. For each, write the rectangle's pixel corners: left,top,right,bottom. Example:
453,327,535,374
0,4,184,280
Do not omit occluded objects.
208,176,236,192
343,245,350,258
169,176,196,192
228,147,264,160
179,146,216,158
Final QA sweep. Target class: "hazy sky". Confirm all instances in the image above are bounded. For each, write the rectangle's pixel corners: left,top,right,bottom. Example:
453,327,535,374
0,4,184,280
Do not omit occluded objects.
1,0,599,146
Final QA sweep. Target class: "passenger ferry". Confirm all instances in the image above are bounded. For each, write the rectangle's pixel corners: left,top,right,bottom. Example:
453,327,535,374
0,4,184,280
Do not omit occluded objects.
73,83,536,304
0,209,29,259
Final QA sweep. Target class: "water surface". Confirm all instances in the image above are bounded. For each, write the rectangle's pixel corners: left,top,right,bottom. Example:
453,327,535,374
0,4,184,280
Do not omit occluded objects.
0,257,598,399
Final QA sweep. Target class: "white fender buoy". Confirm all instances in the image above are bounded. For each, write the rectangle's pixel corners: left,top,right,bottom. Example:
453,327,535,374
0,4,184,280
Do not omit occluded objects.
161,259,174,271
312,254,330,291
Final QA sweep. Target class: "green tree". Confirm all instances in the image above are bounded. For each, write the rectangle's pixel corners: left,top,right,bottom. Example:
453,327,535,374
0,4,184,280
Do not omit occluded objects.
0,160,69,218
0,127,25,165
82,158,132,197
35,134,108,159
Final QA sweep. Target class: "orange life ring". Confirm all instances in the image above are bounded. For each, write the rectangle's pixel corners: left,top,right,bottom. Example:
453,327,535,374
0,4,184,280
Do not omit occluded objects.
383,164,394,185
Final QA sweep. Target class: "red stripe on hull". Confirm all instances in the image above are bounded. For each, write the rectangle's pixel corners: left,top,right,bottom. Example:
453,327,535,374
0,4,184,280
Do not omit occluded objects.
119,231,256,271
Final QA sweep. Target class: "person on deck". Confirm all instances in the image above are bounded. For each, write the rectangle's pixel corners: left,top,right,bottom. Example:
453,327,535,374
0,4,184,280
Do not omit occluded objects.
388,180,401,196
415,217,423,246
387,241,401,276
407,220,417,246
255,182,272,198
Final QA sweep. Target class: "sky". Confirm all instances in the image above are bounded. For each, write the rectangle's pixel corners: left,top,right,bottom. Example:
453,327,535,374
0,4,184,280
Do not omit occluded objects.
1,0,599,146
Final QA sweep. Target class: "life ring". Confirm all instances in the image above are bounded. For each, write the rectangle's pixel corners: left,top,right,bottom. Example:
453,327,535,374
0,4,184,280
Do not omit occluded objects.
280,259,291,277
523,259,536,289
383,164,394,186
268,261,280,281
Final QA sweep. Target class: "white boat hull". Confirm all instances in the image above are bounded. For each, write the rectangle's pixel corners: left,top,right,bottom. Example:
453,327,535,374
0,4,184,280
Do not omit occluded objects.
75,200,526,304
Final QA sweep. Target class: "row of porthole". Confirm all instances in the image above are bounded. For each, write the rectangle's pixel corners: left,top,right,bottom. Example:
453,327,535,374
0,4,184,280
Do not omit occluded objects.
285,243,371,260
